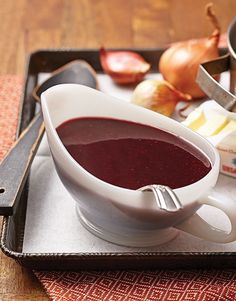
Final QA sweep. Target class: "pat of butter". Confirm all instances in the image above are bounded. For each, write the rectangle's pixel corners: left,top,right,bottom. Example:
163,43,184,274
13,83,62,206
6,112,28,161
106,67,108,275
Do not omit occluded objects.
219,120,236,134
196,113,228,137
182,109,206,131
182,100,236,178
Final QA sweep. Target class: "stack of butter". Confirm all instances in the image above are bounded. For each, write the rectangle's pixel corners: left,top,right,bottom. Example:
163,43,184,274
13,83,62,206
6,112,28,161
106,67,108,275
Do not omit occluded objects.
182,101,236,178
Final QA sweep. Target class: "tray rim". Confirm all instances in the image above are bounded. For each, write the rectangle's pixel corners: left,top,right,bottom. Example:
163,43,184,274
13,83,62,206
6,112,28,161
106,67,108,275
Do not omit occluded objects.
1,47,235,269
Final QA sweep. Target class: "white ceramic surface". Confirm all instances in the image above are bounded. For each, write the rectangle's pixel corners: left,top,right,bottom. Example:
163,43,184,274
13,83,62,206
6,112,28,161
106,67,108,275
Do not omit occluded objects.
41,84,236,246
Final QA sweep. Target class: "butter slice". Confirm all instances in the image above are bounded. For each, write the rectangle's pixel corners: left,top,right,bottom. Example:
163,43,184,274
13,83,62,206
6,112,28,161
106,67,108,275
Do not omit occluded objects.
182,109,206,131
219,119,236,134
196,113,228,137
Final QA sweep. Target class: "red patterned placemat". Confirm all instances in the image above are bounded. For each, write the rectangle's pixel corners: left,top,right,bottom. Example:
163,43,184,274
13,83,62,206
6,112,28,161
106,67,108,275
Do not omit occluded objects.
34,270,236,301
1,75,236,301
0,75,22,161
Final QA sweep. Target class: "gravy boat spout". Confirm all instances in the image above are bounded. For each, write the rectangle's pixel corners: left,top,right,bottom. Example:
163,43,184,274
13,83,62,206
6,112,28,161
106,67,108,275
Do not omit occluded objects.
41,84,236,247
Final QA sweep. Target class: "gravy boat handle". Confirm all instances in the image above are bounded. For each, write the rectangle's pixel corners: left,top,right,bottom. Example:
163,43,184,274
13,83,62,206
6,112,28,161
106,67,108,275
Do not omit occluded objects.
176,194,236,243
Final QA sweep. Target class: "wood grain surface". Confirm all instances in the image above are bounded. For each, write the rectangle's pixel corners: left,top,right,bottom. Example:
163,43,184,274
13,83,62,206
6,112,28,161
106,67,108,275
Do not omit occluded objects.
0,0,235,300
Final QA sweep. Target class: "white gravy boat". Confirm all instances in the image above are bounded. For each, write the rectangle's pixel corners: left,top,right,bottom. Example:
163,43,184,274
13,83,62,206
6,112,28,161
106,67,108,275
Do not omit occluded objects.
41,84,236,247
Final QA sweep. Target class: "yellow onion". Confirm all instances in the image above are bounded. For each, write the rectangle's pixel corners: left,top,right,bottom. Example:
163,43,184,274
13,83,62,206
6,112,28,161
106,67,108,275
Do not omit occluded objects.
159,3,220,99
131,79,191,117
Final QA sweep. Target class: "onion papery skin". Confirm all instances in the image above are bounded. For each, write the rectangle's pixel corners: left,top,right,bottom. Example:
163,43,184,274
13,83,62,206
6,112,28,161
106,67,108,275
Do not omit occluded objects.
100,47,151,85
131,79,192,117
159,39,219,99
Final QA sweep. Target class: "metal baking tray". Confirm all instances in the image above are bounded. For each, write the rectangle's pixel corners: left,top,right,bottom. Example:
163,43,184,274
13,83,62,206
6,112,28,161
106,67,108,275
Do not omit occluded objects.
1,48,235,271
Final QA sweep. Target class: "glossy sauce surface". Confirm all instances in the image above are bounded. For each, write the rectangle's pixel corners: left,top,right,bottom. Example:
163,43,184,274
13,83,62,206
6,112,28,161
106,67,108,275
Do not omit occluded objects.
56,117,211,190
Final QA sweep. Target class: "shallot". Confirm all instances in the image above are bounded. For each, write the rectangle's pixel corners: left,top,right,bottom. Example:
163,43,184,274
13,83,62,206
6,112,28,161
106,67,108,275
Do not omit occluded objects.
131,79,191,117
100,47,150,84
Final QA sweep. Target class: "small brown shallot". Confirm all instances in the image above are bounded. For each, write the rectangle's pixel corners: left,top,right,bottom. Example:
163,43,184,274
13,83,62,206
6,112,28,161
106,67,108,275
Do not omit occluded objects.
131,79,192,117
100,47,151,84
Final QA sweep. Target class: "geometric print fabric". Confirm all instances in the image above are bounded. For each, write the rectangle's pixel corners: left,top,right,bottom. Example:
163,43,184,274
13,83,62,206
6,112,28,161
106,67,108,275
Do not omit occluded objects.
35,270,236,301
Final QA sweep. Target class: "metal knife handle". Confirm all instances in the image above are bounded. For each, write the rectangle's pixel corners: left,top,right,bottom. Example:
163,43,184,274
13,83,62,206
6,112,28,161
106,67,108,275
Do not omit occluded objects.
0,112,44,216
196,53,236,111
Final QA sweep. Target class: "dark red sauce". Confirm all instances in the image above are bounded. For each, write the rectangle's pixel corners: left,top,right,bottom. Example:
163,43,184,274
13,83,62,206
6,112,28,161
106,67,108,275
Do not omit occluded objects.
56,117,211,190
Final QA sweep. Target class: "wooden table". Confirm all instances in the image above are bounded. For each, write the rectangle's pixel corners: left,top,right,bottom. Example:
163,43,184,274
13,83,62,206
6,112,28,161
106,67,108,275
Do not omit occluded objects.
0,0,235,300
